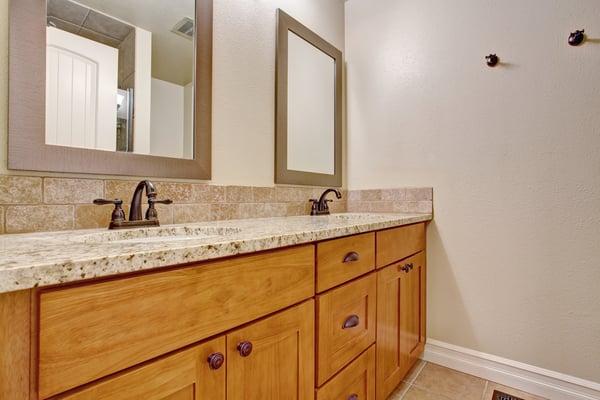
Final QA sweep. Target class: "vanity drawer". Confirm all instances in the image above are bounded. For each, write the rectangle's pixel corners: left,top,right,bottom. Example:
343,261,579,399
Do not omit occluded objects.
316,345,376,400
316,273,376,386
317,232,375,292
376,223,425,268
38,245,315,399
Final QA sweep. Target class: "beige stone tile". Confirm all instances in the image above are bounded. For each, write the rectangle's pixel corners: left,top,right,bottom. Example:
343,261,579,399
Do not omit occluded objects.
154,182,193,203
405,187,433,201
286,202,307,216
484,382,547,400
192,184,226,203
413,363,486,400
393,201,433,214
402,386,454,400
347,201,371,212
276,186,304,202
104,180,138,203
253,186,277,202
239,203,267,219
329,200,347,213
0,176,43,204
264,203,287,217
148,204,173,225
44,178,103,204
346,190,361,202
0,206,4,234
369,201,394,213
360,189,382,201
226,186,254,203
74,204,126,230
6,205,74,233
173,204,211,224
210,203,240,221
382,188,407,201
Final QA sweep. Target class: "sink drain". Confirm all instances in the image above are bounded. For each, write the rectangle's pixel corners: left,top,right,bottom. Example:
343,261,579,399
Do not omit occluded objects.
492,390,524,400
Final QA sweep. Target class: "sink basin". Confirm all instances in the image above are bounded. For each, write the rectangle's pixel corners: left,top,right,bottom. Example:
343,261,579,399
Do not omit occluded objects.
73,226,242,244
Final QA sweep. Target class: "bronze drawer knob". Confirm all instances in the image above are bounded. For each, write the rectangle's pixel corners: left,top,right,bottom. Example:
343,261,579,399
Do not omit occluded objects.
400,263,413,273
207,352,225,370
342,315,360,329
343,251,360,263
348,394,359,400
237,341,253,357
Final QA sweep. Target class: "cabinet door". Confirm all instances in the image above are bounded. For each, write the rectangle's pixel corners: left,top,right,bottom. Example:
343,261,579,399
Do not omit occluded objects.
227,300,315,400
376,252,426,400
60,337,226,400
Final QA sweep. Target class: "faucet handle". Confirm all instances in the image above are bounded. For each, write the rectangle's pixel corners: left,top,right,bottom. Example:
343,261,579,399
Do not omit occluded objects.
93,199,126,224
146,198,173,220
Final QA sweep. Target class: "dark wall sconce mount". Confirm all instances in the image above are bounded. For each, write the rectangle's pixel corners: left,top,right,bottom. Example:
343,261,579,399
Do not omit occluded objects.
569,29,585,46
485,54,499,67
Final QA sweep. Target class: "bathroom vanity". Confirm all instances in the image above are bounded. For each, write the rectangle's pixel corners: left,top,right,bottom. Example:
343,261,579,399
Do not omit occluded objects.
0,213,430,400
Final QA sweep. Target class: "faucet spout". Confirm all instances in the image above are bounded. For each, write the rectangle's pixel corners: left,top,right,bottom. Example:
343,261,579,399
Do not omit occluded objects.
129,180,157,221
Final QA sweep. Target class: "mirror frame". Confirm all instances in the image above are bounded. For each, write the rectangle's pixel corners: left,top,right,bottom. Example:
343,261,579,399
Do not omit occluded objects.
275,9,342,187
8,0,212,179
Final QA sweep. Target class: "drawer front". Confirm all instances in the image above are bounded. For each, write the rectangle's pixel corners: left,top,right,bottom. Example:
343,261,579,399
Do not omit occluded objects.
376,223,425,268
316,345,375,400
317,233,375,293
39,245,315,399
316,273,377,386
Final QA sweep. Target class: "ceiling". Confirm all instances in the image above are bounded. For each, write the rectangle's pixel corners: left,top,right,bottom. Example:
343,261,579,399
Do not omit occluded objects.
68,0,195,86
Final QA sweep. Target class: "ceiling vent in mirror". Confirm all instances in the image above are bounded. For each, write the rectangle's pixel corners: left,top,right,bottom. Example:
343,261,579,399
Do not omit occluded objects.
172,17,195,40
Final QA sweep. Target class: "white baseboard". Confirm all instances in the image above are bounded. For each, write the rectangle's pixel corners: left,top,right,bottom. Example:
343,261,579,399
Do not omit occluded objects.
422,339,600,400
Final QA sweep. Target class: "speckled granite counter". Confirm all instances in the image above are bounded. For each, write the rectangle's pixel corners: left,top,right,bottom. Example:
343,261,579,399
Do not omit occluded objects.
0,213,432,294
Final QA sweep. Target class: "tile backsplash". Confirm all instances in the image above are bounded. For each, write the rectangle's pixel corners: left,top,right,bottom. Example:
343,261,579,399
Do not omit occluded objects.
0,175,432,234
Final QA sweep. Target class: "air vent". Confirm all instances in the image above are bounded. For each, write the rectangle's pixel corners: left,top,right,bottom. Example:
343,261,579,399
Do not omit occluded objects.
172,17,194,40
492,390,524,400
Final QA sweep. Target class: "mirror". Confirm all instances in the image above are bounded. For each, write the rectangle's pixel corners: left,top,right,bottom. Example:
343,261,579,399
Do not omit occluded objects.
9,0,212,179
45,0,195,159
276,10,342,187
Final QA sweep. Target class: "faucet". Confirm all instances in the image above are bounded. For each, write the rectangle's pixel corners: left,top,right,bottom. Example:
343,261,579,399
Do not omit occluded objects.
310,188,342,216
94,180,172,229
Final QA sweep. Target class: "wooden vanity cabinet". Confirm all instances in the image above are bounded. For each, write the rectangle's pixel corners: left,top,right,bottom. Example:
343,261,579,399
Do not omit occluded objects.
0,221,428,400
375,251,426,400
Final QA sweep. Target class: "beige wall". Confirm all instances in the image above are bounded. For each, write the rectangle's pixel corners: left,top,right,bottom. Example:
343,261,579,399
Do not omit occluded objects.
346,0,600,383
0,0,346,186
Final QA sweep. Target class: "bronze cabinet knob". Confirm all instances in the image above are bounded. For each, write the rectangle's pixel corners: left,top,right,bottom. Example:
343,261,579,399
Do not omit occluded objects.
237,341,253,357
343,251,360,263
207,352,225,370
342,315,360,329
348,394,359,400
400,264,411,273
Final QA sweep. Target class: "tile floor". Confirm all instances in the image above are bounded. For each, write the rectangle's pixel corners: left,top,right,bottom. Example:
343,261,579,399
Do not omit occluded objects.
389,361,547,400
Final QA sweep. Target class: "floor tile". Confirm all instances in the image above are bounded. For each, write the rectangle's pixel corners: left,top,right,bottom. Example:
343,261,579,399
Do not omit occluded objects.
412,363,486,400
484,382,547,400
402,386,454,400
403,360,428,384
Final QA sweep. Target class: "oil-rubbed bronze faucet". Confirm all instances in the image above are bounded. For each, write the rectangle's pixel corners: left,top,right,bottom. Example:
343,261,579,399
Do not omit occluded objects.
309,188,342,216
94,180,172,229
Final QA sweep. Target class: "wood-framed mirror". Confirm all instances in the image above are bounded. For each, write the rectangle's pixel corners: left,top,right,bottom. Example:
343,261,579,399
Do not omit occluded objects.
275,9,343,187
8,0,212,179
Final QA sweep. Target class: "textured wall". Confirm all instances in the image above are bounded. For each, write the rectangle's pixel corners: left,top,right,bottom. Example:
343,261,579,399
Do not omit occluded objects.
346,0,600,382
0,0,346,186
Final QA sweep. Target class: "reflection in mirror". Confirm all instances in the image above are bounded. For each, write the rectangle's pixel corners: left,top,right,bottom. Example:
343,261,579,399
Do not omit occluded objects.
287,31,335,175
45,0,195,159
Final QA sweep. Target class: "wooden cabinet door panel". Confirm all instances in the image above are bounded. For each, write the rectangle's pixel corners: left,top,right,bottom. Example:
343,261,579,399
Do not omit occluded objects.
227,300,314,400
376,252,425,400
59,337,226,400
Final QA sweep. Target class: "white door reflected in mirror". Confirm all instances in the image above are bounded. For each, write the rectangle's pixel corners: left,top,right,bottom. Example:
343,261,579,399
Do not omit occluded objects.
286,31,336,175
45,0,195,160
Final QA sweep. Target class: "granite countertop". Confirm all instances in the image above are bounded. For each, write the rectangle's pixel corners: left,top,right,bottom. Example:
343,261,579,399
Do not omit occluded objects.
0,212,432,294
